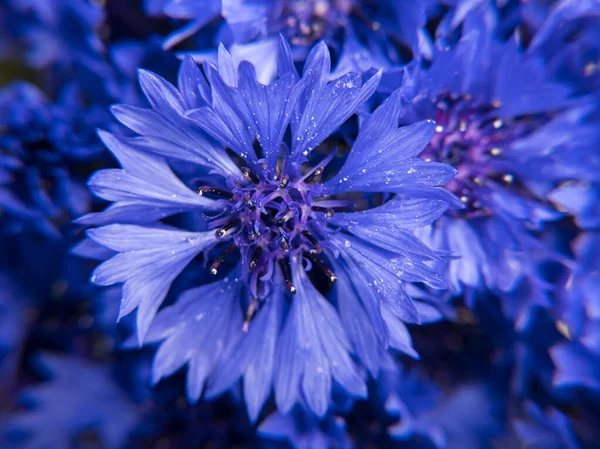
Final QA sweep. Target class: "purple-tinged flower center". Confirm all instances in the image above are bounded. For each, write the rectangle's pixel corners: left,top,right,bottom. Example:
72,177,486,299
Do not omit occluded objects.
282,0,357,45
200,152,342,302
421,96,540,217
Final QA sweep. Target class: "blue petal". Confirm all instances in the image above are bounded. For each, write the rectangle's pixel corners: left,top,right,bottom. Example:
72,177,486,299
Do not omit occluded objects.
325,116,455,194
207,287,284,422
79,130,214,225
148,276,243,402
87,224,216,342
274,259,365,416
291,42,381,158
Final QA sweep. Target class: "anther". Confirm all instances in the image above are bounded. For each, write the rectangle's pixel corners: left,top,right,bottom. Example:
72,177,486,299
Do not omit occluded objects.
278,259,296,295
249,246,262,271
280,237,290,253
304,167,323,184
215,219,240,238
242,193,253,206
302,230,321,254
279,174,290,188
311,206,335,218
209,244,236,275
198,186,233,199
490,148,502,156
241,167,260,184
493,119,503,129
278,210,295,225
307,254,337,283
502,174,514,183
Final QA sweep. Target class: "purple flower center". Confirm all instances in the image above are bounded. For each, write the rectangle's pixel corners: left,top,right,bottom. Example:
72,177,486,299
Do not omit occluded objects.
282,0,357,45
421,96,538,217
200,152,341,300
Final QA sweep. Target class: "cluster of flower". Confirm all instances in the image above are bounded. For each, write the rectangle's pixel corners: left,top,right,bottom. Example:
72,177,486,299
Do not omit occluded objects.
0,0,599,448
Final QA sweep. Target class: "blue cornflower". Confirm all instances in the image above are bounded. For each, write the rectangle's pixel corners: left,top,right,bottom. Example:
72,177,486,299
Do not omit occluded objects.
6,0,109,73
83,37,456,417
146,0,428,78
0,82,107,237
400,10,597,298
3,353,140,449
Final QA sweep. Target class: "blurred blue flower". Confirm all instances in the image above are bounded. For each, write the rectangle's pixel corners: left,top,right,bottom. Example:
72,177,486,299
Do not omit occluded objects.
82,37,457,418
3,353,140,449
375,365,503,449
146,0,430,79
0,81,108,238
512,402,582,449
401,10,598,301
5,0,109,73
550,232,600,392
528,0,600,95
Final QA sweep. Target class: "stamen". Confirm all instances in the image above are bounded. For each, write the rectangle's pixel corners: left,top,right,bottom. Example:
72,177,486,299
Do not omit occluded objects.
241,167,260,184
307,254,337,283
249,246,262,271
278,259,296,295
242,193,253,206
198,186,233,199
209,244,237,275
311,206,335,218
279,174,290,188
278,210,295,224
215,219,240,238
303,166,323,184
280,236,290,253
302,230,321,254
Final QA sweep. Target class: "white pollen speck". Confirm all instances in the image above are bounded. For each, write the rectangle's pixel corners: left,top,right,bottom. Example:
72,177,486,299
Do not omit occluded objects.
344,240,351,247
407,167,417,174
435,125,444,133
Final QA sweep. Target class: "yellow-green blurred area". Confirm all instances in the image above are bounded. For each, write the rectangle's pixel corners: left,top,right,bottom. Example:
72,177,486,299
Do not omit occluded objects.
0,60,38,86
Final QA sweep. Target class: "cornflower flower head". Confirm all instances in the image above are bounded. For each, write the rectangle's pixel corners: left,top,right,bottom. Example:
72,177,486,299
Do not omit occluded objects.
83,37,457,418
403,10,597,298
146,0,427,76
0,82,107,237
6,0,108,72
